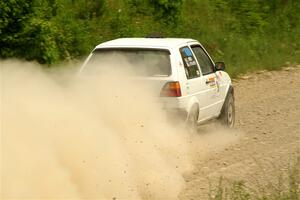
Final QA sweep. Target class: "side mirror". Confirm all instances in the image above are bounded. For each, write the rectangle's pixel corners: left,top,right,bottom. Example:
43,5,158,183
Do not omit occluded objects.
214,62,225,71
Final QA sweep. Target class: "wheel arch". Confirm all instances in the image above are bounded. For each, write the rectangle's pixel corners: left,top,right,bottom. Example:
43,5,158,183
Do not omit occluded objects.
226,84,234,100
219,84,234,116
186,97,200,121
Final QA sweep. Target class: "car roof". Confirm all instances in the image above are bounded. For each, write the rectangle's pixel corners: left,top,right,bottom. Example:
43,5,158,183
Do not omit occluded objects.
95,38,198,49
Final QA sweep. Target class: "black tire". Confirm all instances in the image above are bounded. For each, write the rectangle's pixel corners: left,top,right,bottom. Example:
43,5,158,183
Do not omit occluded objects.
219,93,235,128
186,106,199,133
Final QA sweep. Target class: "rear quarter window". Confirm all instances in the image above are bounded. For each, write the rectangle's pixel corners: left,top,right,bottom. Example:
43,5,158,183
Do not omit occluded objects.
180,46,200,79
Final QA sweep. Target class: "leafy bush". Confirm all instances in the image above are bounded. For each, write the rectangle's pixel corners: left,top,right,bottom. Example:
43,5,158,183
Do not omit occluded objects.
1,0,299,74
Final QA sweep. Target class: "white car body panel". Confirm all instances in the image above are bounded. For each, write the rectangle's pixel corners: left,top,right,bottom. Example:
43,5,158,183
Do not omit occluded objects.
79,38,233,124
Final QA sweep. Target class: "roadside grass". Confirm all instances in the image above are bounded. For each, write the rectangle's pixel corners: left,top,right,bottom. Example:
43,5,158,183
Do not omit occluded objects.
213,34,300,79
209,156,300,200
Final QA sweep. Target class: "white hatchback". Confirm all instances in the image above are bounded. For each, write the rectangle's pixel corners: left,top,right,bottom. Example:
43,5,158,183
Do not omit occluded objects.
79,38,235,130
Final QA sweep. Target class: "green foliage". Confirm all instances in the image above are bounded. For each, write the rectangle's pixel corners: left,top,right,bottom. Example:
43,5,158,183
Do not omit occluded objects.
0,0,106,64
0,0,33,58
230,181,251,200
258,157,300,200
0,0,299,74
209,177,250,200
149,0,183,25
210,157,300,200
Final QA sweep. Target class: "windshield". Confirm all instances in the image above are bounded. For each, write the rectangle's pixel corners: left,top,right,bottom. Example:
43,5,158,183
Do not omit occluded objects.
82,48,171,77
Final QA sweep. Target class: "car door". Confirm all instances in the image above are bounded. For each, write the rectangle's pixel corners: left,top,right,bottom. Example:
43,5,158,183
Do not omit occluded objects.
190,44,221,120
179,46,214,122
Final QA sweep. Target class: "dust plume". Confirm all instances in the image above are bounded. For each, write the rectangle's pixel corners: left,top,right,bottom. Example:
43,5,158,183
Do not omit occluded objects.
0,59,240,199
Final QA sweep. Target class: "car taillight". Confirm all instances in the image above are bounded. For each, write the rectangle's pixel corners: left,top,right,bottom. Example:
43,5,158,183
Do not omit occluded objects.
160,81,182,97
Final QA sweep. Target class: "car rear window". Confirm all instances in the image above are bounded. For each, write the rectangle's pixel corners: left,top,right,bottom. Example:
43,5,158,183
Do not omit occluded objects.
82,48,171,77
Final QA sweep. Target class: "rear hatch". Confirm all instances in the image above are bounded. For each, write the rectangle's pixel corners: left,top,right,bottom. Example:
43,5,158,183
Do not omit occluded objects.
80,48,179,98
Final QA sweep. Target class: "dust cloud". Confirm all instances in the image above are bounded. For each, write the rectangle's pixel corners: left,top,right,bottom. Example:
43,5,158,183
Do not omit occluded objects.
0,59,240,199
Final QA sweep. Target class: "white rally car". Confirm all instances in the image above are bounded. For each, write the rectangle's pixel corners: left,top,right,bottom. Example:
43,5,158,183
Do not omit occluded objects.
79,38,235,131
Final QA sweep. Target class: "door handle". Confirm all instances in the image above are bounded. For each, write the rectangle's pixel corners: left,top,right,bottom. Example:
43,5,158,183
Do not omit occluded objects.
205,80,210,84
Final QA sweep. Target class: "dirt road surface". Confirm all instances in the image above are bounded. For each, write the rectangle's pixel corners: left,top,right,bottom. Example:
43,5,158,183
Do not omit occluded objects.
179,66,300,199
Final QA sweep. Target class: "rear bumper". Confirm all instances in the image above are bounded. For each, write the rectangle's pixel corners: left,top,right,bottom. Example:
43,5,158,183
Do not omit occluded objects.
164,108,188,122
159,97,188,121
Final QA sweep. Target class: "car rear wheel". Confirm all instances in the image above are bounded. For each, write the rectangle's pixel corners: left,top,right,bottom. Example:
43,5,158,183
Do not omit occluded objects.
219,93,235,128
186,106,199,133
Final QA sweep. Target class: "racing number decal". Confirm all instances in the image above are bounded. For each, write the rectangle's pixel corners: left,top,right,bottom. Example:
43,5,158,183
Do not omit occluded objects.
206,74,221,97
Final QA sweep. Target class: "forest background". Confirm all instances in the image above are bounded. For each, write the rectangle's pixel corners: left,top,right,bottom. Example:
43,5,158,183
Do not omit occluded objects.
1,0,299,76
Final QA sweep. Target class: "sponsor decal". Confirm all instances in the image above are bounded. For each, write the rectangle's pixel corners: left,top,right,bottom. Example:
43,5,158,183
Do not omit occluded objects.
207,76,216,87
183,47,193,57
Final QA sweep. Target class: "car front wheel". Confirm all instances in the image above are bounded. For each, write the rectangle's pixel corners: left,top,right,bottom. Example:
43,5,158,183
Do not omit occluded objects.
219,93,235,128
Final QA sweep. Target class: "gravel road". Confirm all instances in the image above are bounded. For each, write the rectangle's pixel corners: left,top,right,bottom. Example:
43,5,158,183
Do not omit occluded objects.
180,65,300,199
2,62,299,199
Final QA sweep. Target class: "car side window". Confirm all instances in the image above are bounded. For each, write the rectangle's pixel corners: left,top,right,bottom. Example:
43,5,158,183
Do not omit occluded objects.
191,45,214,75
180,46,200,79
